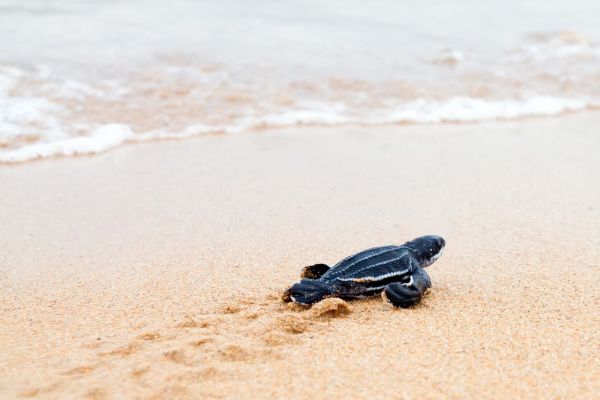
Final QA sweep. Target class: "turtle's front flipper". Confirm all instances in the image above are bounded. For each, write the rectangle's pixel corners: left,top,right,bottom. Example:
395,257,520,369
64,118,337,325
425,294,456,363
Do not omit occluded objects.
383,268,431,308
300,264,330,279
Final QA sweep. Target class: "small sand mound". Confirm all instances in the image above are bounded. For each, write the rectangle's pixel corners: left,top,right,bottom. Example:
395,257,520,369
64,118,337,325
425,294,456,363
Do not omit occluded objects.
262,331,299,346
221,304,242,314
266,292,282,301
176,316,210,329
166,367,220,382
198,367,220,379
189,337,213,347
84,388,106,400
61,365,96,376
244,311,259,319
280,288,292,302
137,331,161,341
98,343,140,358
150,384,188,400
284,302,307,312
218,344,252,362
309,298,352,319
163,349,188,364
130,367,149,378
276,315,312,334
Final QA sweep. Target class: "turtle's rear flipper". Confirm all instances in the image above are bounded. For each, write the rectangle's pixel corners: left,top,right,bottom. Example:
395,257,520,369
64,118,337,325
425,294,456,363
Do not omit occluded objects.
282,264,330,302
300,264,330,279
282,287,293,302
288,279,332,305
383,268,431,308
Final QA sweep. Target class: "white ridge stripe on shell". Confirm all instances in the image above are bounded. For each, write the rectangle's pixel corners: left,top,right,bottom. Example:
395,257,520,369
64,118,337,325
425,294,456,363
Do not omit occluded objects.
328,246,399,277
337,268,410,282
344,255,407,278
332,245,397,268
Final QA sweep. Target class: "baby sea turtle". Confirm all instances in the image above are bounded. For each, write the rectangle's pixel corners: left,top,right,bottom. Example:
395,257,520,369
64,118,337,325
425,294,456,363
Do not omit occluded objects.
283,235,445,308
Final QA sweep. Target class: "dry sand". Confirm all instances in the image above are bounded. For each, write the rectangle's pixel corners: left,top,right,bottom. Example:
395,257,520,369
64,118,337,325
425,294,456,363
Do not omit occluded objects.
1,113,599,399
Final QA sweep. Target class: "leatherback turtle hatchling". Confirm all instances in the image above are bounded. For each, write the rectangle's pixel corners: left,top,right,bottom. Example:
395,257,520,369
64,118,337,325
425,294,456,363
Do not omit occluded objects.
283,235,445,308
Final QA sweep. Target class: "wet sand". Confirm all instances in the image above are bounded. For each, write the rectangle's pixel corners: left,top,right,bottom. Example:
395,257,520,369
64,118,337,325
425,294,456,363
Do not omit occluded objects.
1,113,599,399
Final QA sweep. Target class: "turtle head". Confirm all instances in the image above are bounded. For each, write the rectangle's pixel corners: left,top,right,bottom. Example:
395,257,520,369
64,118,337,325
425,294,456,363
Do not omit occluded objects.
406,235,445,267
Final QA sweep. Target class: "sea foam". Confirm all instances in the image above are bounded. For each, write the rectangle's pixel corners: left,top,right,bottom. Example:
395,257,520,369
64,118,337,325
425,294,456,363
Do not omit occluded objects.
1,95,593,163
1,125,134,163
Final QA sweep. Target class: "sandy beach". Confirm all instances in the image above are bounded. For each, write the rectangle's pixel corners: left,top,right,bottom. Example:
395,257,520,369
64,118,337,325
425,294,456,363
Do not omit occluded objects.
1,113,599,399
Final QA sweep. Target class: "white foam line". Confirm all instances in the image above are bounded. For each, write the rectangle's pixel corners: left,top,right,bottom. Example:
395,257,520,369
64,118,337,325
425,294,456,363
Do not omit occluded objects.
0,124,134,163
0,96,594,163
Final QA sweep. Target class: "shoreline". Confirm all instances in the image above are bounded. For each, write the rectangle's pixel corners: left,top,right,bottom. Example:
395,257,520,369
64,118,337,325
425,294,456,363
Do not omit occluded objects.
2,107,599,166
1,113,599,399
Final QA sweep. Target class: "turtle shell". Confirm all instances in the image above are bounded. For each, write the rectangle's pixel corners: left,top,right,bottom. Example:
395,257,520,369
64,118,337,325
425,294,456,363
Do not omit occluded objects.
321,245,416,284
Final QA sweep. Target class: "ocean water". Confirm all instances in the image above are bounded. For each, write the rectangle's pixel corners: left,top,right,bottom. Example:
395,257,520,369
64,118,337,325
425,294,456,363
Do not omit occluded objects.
1,0,600,162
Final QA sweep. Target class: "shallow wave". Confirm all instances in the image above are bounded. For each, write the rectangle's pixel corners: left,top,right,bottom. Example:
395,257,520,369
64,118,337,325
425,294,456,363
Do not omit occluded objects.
1,94,595,164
